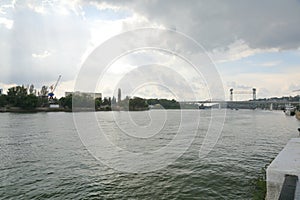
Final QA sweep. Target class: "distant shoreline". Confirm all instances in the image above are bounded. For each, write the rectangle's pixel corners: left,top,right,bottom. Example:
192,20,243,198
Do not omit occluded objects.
0,107,71,113
0,107,152,113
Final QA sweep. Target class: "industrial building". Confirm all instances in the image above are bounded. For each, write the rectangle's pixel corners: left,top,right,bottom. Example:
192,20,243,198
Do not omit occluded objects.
65,91,102,99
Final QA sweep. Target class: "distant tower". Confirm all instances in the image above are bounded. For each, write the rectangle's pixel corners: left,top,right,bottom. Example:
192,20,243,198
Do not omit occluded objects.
230,88,233,101
118,88,121,103
252,88,256,100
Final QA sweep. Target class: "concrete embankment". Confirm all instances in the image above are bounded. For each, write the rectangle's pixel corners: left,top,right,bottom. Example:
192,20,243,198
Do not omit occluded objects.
266,138,300,199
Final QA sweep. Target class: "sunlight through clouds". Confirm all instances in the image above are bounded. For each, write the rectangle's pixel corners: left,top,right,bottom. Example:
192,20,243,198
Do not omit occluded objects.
0,0,300,99
0,17,13,29
32,50,51,58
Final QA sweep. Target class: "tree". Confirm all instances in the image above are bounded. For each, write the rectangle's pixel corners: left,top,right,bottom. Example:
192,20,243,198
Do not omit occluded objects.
7,86,28,107
129,97,148,110
102,97,110,106
147,98,180,109
37,96,49,107
29,84,35,95
40,86,48,96
6,86,39,109
95,97,102,109
157,99,180,109
0,95,7,107
59,94,72,109
147,98,159,105
22,94,38,109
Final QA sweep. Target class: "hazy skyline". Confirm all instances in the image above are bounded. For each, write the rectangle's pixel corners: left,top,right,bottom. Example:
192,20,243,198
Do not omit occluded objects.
1,0,300,100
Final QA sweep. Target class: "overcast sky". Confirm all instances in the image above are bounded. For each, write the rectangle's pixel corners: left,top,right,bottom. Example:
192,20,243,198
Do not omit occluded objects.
1,0,300,100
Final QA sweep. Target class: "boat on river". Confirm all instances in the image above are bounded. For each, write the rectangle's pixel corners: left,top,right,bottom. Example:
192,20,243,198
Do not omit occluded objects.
283,104,295,116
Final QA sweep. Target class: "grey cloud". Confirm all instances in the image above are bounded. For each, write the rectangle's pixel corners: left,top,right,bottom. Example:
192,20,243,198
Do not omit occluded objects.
0,3,90,86
92,0,300,51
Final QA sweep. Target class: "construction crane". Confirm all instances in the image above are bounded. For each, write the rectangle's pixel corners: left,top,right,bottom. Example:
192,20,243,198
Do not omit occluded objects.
48,75,61,99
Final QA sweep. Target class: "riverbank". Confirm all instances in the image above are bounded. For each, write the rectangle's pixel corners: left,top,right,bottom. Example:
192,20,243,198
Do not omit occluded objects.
0,107,70,113
0,106,150,113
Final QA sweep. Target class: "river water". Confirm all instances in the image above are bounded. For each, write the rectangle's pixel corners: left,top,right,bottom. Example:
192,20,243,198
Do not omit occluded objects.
0,110,300,199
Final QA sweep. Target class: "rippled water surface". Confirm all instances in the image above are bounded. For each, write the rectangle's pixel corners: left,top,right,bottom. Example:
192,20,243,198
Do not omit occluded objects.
1,110,300,199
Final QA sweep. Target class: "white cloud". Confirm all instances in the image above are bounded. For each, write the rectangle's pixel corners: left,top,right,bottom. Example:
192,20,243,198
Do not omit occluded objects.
90,1,123,12
0,82,18,94
32,50,51,58
0,0,16,14
26,0,83,16
222,71,300,100
54,79,75,97
289,83,300,93
93,49,213,100
209,40,278,63
27,3,46,14
260,60,281,67
0,1,92,85
0,17,13,29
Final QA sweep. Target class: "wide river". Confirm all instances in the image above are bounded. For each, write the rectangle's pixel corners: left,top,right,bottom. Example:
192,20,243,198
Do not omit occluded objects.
1,110,300,199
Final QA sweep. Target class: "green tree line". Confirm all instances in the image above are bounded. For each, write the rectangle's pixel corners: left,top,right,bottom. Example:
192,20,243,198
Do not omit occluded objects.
0,85,181,111
0,85,46,109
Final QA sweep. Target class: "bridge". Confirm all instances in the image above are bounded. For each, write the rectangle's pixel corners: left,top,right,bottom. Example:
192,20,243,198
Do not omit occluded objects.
179,88,300,110
179,100,300,110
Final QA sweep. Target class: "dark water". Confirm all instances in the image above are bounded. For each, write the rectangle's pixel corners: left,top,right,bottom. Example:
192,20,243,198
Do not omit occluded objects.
0,110,299,199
